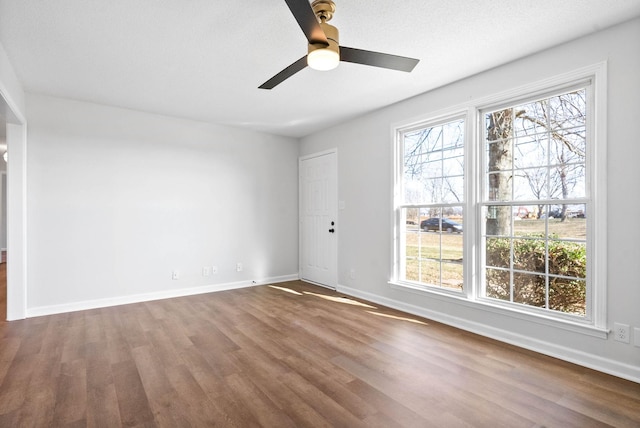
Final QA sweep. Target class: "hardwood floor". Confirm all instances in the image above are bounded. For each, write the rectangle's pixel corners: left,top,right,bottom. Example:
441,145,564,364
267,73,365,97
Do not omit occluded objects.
0,280,638,427
0,262,5,322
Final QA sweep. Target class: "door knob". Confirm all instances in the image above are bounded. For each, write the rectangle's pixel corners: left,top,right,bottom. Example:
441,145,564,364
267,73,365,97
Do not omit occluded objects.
329,228,335,233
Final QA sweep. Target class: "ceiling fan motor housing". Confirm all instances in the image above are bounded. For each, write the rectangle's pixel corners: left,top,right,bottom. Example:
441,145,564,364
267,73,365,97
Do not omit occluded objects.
308,21,339,58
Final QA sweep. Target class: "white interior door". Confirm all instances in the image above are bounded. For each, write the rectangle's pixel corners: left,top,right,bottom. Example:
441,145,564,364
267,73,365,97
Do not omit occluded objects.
300,151,337,288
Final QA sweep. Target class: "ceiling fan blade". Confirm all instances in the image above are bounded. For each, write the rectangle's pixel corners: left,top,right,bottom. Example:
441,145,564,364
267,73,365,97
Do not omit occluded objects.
340,46,419,72
284,0,329,45
259,56,308,90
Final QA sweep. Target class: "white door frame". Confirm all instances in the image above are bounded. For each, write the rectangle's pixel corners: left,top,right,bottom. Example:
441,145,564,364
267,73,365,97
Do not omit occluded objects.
1,84,28,321
299,149,338,289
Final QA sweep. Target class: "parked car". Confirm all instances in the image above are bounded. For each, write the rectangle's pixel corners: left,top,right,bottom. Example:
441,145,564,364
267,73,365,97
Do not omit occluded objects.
540,208,563,219
548,209,563,218
420,218,463,233
567,210,585,218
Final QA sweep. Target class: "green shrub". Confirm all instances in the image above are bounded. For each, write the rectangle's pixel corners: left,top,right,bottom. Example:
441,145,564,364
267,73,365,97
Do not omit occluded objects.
485,236,586,315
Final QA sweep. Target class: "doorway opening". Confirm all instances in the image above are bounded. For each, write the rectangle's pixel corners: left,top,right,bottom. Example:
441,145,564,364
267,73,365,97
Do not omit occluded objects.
0,91,27,321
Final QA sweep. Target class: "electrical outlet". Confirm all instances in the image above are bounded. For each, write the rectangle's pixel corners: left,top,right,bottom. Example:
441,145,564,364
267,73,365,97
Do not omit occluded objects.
202,267,211,277
613,323,630,343
212,266,218,274
172,270,180,280
634,328,640,347
236,263,243,272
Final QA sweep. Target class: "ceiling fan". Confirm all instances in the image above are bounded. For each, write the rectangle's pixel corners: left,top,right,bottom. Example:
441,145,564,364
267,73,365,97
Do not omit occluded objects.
259,0,420,89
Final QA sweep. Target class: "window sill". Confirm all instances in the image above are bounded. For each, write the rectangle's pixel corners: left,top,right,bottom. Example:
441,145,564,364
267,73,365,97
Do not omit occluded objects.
389,281,609,339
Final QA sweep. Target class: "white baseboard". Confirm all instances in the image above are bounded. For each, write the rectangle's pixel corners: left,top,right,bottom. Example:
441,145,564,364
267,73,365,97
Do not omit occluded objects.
336,283,640,384
26,274,299,318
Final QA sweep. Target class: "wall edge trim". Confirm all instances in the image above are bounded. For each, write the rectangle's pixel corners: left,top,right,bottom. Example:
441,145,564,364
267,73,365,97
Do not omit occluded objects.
25,274,299,318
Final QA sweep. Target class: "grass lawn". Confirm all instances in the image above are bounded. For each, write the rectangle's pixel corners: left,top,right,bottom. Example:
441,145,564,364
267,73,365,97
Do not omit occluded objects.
404,230,463,289
402,217,586,290
511,218,586,240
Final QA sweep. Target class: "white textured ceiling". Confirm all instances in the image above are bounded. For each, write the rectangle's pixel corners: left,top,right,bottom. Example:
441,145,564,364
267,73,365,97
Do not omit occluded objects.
1,1,639,138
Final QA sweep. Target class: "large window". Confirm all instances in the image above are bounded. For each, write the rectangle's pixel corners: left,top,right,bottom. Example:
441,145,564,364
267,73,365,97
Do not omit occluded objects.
393,68,605,331
482,89,588,318
397,118,465,291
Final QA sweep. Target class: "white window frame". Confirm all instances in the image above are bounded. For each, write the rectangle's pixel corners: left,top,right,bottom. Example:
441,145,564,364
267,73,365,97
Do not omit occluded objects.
394,114,469,295
391,62,607,337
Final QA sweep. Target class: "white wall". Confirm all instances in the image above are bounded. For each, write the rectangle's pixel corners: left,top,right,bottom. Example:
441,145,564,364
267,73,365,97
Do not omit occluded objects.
0,42,25,117
300,18,640,382
26,94,299,315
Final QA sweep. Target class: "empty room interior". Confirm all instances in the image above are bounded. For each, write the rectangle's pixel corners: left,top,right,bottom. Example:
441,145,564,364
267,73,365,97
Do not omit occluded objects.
1,1,639,426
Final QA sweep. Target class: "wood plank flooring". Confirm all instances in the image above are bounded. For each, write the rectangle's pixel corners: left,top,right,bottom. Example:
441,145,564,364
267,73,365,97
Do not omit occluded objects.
0,262,6,322
0,280,639,427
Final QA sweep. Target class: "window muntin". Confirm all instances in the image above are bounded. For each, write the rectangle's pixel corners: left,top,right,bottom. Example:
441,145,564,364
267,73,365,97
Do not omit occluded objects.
399,118,465,291
481,89,588,318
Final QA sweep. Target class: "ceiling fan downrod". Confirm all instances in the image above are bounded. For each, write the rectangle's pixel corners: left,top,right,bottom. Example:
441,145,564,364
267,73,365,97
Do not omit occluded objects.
311,0,335,22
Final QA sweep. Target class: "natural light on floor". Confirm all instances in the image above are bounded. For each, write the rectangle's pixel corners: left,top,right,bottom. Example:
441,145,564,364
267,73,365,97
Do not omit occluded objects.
302,291,377,308
366,311,428,325
269,285,428,323
268,285,304,295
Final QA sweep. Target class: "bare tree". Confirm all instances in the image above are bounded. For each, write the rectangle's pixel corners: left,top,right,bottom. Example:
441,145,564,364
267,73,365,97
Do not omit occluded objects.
403,121,464,209
486,90,586,227
486,109,513,235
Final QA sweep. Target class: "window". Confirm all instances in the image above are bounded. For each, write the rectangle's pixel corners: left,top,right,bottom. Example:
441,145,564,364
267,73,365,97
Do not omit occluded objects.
397,117,465,292
482,89,588,318
393,65,606,331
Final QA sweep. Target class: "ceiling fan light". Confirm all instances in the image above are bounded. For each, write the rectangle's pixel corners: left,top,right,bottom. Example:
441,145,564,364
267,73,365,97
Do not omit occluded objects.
307,47,339,71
